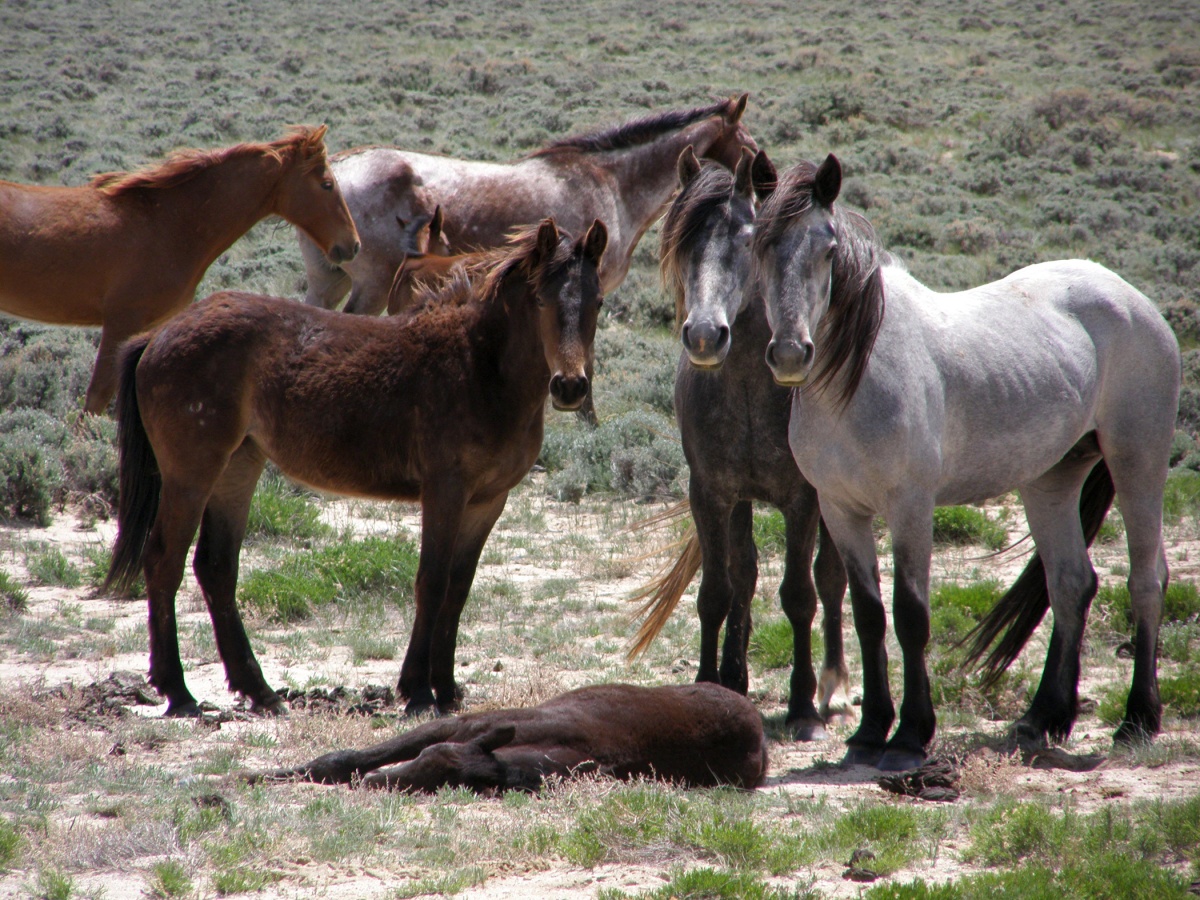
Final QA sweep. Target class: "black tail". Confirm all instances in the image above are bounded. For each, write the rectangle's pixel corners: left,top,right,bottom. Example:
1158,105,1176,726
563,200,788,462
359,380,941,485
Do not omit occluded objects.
103,337,160,596
961,460,1115,685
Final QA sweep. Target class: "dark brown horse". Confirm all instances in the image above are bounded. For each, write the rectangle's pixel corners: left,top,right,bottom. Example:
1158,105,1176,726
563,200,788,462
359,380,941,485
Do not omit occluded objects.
300,96,756,316
249,682,767,792
0,126,360,414
104,218,607,718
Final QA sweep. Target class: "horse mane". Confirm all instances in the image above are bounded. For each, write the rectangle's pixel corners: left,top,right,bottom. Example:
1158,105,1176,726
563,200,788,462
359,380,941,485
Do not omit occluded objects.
529,98,734,158
754,161,888,409
91,124,330,196
659,161,739,327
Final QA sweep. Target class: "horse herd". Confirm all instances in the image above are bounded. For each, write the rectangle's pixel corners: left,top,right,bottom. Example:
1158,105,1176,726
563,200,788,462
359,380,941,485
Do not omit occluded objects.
0,94,1181,790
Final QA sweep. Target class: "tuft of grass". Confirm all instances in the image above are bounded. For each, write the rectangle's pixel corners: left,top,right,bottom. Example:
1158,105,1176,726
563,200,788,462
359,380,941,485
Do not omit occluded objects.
599,867,817,900
239,535,419,622
560,784,683,866
211,868,279,897
32,868,74,900
25,547,82,587
1096,580,1200,632
146,859,192,898
931,506,1007,550
748,617,795,671
0,818,22,872
245,468,331,541
929,580,1003,643
1162,469,1200,525
815,802,941,876
393,867,488,899
752,509,788,558
0,570,28,613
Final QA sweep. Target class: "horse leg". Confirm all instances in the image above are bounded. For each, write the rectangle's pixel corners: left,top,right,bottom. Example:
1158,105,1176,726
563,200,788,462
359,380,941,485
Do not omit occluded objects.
819,505,893,765
1013,460,1099,748
84,319,136,415
879,498,936,771
428,493,509,713
191,442,281,714
690,486,735,687
814,516,851,722
718,501,756,694
398,478,468,715
778,498,823,740
143,480,212,716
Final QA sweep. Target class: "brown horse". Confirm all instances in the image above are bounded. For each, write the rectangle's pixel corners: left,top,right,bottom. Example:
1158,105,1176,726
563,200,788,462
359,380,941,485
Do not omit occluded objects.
104,218,607,718
300,95,756,316
0,125,360,414
248,683,767,793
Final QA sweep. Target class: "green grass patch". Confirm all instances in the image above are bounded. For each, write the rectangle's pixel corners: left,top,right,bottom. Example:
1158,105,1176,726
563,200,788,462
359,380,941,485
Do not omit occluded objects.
752,509,787,558
0,571,28,614
1163,470,1200,525
0,817,22,871
560,784,683,866
813,801,942,876
1097,580,1200,633
929,580,1003,643
25,546,81,587
599,867,816,900
931,507,1007,551
239,535,419,622
146,859,192,898
394,867,488,899
245,468,331,542
748,617,795,670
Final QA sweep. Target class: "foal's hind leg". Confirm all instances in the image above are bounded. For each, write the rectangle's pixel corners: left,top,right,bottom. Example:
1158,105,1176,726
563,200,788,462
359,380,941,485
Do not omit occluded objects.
191,443,281,714
778,498,824,739
718,501,757,694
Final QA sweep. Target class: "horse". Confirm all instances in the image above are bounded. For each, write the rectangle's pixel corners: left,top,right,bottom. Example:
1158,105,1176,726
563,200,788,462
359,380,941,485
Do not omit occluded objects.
629,147,849,741
104,218,608,718
299,95,757,316
0,125,360,414
755,154,1181,770
247,682,767,793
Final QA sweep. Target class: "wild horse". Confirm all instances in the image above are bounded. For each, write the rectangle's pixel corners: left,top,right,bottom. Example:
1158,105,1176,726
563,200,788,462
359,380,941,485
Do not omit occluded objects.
757,155,1180,769
299,95,757,316
631,148,849,740
0,125,360,414
249,682,768,793
105,218,607,717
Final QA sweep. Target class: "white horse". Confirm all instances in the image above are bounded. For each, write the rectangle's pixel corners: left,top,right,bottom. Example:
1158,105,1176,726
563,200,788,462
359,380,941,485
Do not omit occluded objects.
756,154,1181,771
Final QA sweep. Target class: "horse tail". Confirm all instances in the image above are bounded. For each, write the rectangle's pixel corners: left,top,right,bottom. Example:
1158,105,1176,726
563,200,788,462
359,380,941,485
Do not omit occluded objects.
103,336,160,596
962,459,1115,685
626,526,702,660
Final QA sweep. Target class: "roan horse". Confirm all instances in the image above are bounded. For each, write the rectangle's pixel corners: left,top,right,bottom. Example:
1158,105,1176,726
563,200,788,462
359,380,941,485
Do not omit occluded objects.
248,682,767,793
104,218,607,718
757,155,1181,770
630,148,849,741
299,95,757,316
0,125,360,414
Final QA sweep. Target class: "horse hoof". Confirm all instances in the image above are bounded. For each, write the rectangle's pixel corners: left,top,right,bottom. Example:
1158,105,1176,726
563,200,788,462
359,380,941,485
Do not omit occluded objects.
842,745,884,767
1113,720,1155,746
164,700,203,718
404,697,438,718
787,719,829,742
251,695,288,717
876,749,925,772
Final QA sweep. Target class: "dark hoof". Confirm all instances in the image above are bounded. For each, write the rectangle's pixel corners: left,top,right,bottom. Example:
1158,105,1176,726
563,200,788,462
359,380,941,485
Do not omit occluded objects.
164,699,203,718
1011,720,1048,754
250,694,288,717
404,697,438,718
1114,718,1158,746
876,749,925,772
842,744,884,767
787,718,829,742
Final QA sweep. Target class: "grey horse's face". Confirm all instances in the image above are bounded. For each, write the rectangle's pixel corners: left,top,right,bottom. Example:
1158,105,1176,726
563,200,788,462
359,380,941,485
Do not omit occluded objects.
679,182,756,369
760,155,842,387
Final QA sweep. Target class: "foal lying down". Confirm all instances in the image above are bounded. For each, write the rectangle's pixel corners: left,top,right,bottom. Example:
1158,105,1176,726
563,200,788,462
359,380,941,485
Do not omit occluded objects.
249,683,767,793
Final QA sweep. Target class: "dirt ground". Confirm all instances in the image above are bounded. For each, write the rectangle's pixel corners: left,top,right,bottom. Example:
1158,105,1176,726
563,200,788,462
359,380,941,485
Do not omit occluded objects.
1,482,1198,899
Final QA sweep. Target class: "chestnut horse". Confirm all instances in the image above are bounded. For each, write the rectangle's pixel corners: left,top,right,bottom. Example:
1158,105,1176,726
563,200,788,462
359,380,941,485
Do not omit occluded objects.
0,125,360,414
104,219,607,717
249,682,768,793
300,95,756,316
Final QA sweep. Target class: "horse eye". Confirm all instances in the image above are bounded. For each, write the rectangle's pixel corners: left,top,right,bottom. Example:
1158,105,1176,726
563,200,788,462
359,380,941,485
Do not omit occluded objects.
321,180,334,191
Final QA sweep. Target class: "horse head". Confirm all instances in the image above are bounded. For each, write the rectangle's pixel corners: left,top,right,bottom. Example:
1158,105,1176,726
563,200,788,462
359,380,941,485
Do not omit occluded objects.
701,94,759,171
663,145,776,368
522,218,607,411
273,124,361,266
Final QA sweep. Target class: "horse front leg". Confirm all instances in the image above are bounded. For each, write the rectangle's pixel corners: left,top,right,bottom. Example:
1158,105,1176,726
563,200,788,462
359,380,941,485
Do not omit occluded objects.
689,485,735,688
819,505,893,765
428,493,508,713
718,501,757,694
814,516,851,723
398,479,468,716
778,497,823,740
878,500,935,772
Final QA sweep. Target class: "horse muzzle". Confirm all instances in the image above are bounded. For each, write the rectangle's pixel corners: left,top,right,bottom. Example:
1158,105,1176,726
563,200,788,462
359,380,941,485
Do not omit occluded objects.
765,336,814,386
550,372,590,410
681,320,731,369
328,239,361,265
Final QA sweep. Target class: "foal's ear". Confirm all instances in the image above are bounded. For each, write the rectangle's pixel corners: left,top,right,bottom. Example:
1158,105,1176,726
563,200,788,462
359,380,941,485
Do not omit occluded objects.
583,218,608,266
751,150,778,202
429,205,444,247
677,146,701,188
813,154,842,208
725,93,749,124
474,725,517,754
733,146,756,198
534,218,561,264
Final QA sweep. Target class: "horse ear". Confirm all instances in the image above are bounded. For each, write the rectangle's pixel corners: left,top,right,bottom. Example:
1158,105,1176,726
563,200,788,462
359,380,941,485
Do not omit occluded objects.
733,146,756,197
583,218,608,267
534,218,560,264
429,205,444,245
751,150,778,201
308,123,329,144
677,146,701,188
813,154,842,208
475,725,517,754
725,93,749,124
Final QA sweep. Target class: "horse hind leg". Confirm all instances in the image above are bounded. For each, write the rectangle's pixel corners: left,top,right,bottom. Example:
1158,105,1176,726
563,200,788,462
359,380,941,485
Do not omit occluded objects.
191,442,281,714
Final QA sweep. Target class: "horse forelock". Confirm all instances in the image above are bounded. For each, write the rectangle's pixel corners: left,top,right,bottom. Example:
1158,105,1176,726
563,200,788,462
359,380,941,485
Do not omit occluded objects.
660,162,739,327
90,125,328,195
527,99,733,159
754,162,886,409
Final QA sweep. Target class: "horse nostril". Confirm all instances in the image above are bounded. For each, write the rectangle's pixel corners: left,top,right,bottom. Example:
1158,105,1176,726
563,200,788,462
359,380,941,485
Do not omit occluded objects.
715,325,730,352
680,323,692,350
801,340,814,368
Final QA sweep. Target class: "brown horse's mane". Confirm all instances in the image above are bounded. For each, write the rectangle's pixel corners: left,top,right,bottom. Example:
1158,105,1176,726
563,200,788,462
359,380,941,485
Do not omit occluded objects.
529,99,734,158
753,161,889,410
659,160,740,327
90,124,330,196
